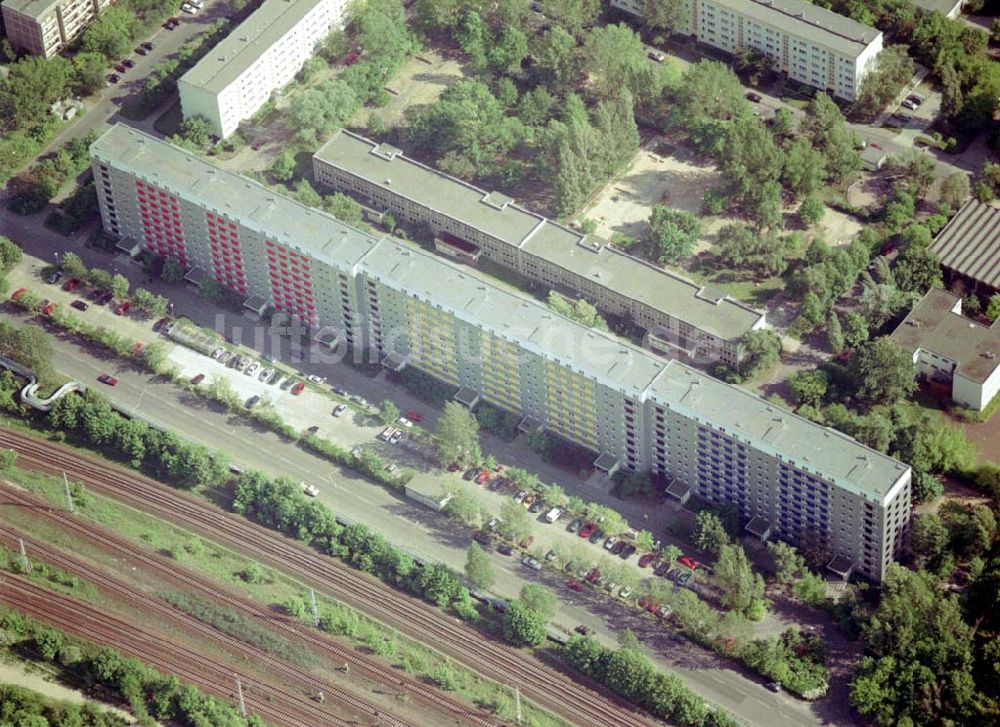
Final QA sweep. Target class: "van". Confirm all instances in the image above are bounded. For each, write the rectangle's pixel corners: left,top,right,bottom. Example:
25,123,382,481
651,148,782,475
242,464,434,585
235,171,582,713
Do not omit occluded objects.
544,507,562,524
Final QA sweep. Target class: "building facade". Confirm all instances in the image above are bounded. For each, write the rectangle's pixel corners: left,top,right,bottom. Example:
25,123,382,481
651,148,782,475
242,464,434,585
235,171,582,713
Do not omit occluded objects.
177,0,347,138
611,0,882,101
312,130,766,367
91,124,911,582
891,289,1000,411
2,0,111,57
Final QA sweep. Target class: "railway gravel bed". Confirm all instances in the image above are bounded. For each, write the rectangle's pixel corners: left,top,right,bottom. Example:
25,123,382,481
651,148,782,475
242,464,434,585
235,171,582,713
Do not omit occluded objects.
0,483,496,727
0,575,354,727
0,427,658,727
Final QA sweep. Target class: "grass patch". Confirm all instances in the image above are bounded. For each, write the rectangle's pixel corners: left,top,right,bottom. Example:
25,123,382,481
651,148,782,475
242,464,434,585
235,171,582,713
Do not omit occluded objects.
952,388,1000,424
0,463,568,727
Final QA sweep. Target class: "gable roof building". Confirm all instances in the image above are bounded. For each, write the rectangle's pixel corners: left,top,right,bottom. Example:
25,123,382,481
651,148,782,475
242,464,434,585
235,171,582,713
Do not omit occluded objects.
931,199,1000,296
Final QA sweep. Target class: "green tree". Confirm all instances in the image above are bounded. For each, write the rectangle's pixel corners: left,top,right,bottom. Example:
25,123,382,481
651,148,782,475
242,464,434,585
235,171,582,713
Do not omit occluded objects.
827,311,845,354
161,256,185,283
287,80,360,144
435,402,480,466
793,571,828,606
270,151,297,183
582,23,658,101
910,513,949,570
848,337,916,409
464,542,494,589
984,293,1000,322
378,399,400,426
802,93,861,185
767,541,805,585
58,251,86,280
693,510,729,554
781,137,826,198
739,329,782,379
799,196,825,226
498,499,532,543
842,310,869,349
532,26,578,88
110,273,129,301
81,6,137,60
520,583,557,619
544,0,601,36
72,52,108,95
323,192,364,226
788,369,828,406
642,0,687,33
648,206,701,263
635,530,655,552
939,172,970,210
716,544,766,615
503,599,548,647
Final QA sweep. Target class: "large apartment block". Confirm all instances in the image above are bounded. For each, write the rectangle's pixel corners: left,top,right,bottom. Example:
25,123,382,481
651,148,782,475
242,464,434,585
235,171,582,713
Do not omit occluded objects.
178,0,347,139
1,0,111,57
312,130,766,367
611,0,882,101
90,124,911,582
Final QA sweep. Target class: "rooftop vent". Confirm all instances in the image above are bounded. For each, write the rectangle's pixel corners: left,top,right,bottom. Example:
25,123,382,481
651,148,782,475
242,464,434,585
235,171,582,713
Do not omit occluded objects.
383,179,391,185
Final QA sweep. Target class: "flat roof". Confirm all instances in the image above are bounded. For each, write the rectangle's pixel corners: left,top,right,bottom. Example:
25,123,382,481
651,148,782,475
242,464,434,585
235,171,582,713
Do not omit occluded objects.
95,124,909,501
911,0,963,14
930,199,1000,291
1,0,60,20
712,0,881,57
890,289,1000,385
648,363,910,500
314,130,764,342
91,125,381,272
178,0,327,94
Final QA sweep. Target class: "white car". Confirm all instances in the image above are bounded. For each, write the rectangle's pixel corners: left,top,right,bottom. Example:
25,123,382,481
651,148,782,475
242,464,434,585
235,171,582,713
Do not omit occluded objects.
379,427,394,442
301,482,319,497
618,586,634,600
245,362,259,376
396,416,413,428
389,430,402,444
544,507,563,524
210,348,223,359
350,447,362,459
332,404,347,417
307,374,326,384
513,490,528,504
180,2,197,12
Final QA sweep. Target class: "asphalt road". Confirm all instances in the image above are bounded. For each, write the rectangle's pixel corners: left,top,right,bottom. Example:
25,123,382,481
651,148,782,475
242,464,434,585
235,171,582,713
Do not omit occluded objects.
10,317,857,727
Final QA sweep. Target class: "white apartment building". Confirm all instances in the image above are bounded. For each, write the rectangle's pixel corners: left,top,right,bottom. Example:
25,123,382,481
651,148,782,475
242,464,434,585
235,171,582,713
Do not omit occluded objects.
1,0,112,57
612,0,883,100
90,124,913,582
178,0,347,138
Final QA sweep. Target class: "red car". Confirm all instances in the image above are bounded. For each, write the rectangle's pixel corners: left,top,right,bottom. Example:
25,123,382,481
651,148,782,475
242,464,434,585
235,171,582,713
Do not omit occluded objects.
10,288,27,301
638,553,657,568
344,51,360,65
406,410,424,422
97,374,118,386
566,580,585,592
291,382,305,395
578,521,597,538
114,301,131,315
475,470,491,485
190,373,205,385
679,555,700,570
41,302,58,316
586,567,601,584
62,278,79,291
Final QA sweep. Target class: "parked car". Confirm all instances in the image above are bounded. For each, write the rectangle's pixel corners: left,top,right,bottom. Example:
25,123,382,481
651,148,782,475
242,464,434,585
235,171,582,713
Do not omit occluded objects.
107,74,120,84
513,490,528,504
519,535,534,549
463,468,479,481
333,404,347,417
475,469,491,485
578,521,596,538
473,531,491,547
588,528,604,544
97,374,118,386
70,300,89,311
350,447,362,459
245,395,261,409
488,477,504,491
766,682,782,693
618,585,634,600
574,624,590,635
654,561,672,577
62,278,79,292
396,416,413,428
567,519,583,534
544,507,562,524
610,540,626,556
679,555,700,570
46,270,63,284
676,571,693,586
379,427,394,442
218,352,232,364
332,385,348,396
307,374,326,384
114,301,131,316
648,50,666,62
389,430,402,445
745,91,762,103
529,499,545,514
666,568,681,582
152,317,170,332
136,45,148,55
619,543,637,559
497,544,514,556
41,302,57,316
180,2,198,12
301,482,319,497
544,549,558,562
521,555,542,571
638,553,657,568
190,373,205,385
586,567,601,584
9,288,27,302
258,368,273,381
210,348,224,359
603,536,619,551
566,580,585,592
290,382,305,395
406,409,424,422
244,362,259,376
141,41,154,51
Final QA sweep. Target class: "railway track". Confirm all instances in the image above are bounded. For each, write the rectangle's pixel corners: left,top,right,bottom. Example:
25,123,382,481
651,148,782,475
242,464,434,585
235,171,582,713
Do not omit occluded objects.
0,484,498,727
0,576,353,727
0,517,416,727
0,428,658,727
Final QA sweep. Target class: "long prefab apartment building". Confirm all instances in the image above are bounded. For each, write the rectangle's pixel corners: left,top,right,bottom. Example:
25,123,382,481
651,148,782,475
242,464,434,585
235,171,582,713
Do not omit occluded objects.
611,0,882,101
1,0,112,57
90,124,912,582
312,130,766,367
178,0,347,138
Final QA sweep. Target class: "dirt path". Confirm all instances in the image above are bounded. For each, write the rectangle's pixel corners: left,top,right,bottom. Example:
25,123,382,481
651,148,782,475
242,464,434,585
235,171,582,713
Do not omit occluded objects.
0,659,134,722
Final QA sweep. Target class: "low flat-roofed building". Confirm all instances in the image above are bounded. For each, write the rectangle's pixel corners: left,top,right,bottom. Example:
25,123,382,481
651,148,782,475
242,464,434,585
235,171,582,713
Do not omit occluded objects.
2,0,111,56
891,288,1000,411
931,199,1000,298
912,0,965,18
178,0,347,138
312,129,765,367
